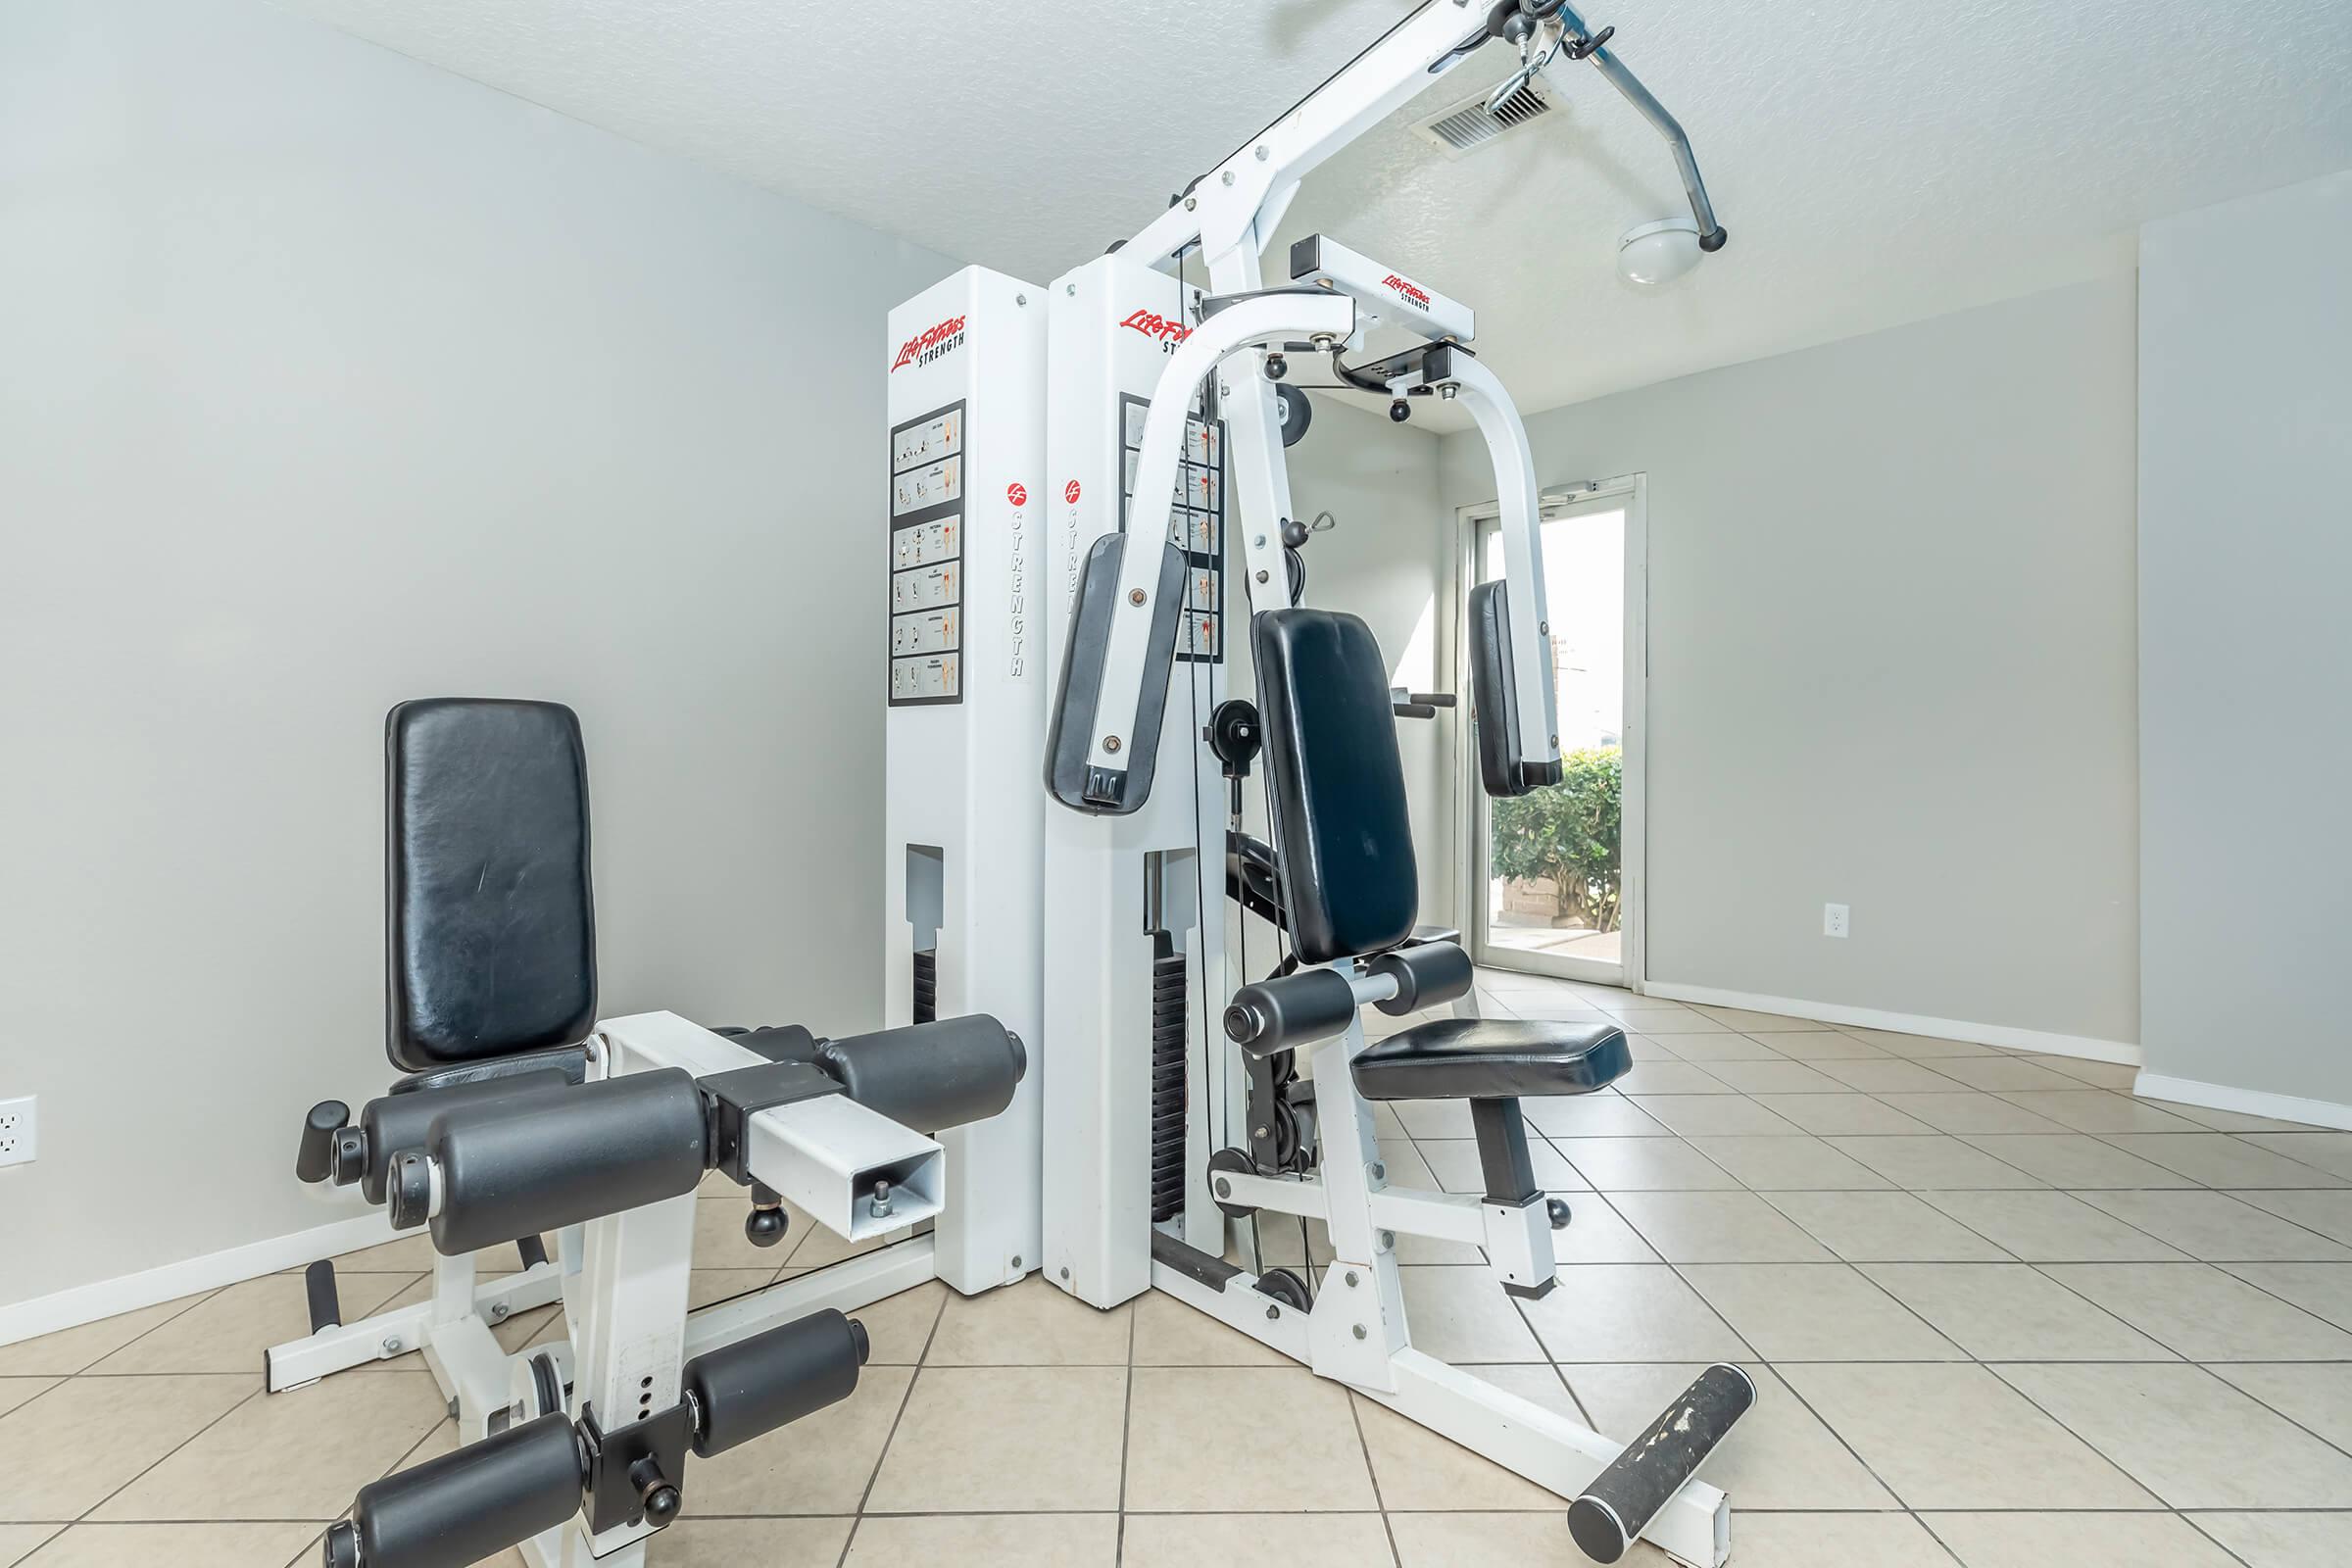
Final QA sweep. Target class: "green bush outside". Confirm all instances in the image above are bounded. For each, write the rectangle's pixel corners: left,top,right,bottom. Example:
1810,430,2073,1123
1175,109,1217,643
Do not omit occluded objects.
1489,745,1621,932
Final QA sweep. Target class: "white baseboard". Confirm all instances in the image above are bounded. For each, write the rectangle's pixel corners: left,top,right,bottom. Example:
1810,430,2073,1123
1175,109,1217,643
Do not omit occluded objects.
0,1210,396,1350
2132,1072,2352,1133
1640,980,2142,1067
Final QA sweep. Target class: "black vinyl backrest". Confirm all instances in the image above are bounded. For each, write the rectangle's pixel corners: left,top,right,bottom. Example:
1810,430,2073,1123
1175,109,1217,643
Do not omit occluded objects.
386,699,597,1073
1252,610,1418,966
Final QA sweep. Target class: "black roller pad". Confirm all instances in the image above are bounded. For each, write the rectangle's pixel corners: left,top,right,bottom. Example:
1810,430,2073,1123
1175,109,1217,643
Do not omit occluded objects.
339,1413,581,1568
1568,1362,1754,1563
817,1015,1024,1134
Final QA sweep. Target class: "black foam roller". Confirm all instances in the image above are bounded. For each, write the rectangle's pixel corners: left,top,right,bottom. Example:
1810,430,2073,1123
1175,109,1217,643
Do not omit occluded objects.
1366,941,1473,1014
1223,967,1356,1056
343,1413,581,1568
356,1071,574,1204
1567,1363,1754,1563
684,1309,869,1458
817,1016,1025,1134
425,1068,708,1255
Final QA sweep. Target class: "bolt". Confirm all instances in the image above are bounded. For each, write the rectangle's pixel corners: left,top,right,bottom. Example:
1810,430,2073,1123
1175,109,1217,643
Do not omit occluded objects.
1016,292,1027,306
1221,170,1235,186
1550,734,1560,747
1060,1266,1071,1281
1104,735,1122,753
1220,381,1232,396
1010,1255,1022,1270
1255,144,1270,161
1351,1323,1367,1341
1128,588,1147,605
1539,620,1549,635
1253,1126,1269,1140
1370,1160,1387,1182
1266,1304,1280,1320
1345,1270,1360,1287
1185,196,1197,211
1066,283,1076,295
1255,568,1269,583
1379,1230,1396,1251
489,1302,510,1322
381,1337,402,1355
1214,1177,1232,1199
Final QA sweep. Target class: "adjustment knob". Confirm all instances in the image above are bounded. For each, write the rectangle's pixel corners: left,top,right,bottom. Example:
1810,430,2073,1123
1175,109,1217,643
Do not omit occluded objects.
298,1102,350,1185
744,1204,790,1249
628,1455,681,1527
1546,1197,1573,1230
1388,398,1411,423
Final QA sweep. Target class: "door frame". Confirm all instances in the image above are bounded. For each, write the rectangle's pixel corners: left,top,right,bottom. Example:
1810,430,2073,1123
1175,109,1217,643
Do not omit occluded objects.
1450,473,1648,992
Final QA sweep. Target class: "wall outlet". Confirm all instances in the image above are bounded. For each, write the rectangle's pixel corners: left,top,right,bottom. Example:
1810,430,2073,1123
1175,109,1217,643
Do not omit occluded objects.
0,1097,33,1167
1824,904,1850,939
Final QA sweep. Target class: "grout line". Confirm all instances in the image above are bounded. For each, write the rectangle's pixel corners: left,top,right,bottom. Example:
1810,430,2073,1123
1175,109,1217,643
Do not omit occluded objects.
831,1286,949,1568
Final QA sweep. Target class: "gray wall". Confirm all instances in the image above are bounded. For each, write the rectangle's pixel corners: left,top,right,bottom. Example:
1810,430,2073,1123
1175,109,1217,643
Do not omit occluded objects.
0,0,956,1308
2138,171,2352,1105
1439,276,2142,1044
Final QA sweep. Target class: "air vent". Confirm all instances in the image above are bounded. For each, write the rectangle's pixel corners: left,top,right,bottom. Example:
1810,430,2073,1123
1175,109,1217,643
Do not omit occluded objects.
1411,77,1557,156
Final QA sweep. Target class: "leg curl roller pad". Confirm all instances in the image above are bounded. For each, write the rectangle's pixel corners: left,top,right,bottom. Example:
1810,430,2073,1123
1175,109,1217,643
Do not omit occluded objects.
684,1308,870,1457
322,1413,581,1568
1566,1363,1755,1564
816,1015,1026,1134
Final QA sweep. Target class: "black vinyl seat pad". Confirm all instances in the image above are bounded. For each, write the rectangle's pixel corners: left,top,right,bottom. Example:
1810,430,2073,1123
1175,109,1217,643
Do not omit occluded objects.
1350,1018,1630,1102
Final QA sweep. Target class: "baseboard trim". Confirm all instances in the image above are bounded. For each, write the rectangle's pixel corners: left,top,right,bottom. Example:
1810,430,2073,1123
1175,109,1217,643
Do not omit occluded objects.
2132,1072,2352,1133
1640,981,2141,1066
0,1209,396,1349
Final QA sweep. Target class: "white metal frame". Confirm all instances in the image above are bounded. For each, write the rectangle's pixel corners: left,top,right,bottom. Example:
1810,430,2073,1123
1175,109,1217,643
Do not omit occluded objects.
1454,475,1650,989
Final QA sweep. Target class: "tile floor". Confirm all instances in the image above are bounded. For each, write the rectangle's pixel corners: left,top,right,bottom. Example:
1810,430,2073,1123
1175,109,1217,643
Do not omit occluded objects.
5,971,2352,1565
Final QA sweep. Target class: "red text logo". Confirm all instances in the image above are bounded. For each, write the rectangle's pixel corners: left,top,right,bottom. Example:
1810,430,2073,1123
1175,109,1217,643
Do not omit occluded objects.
1119,309,1192,346
891,315,967,372
1380,273,1432,309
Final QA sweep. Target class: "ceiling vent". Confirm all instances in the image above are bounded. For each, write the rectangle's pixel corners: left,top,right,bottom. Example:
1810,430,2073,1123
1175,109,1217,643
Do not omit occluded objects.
1410,77,1557,156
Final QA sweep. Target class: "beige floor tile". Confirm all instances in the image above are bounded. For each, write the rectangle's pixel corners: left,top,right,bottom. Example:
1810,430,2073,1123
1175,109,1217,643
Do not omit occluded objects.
1520,1093,1669,1138
1690,1005,1822,1033
1919,1190,2187,1261
2208,1362,2352,1450
1760,1191,2010,1261
1638,1031,1786,1060
1845,1029,1996,1058
1685,1135,1891,1190
1993,1090,2207,1134
869,1365,1126,1512
2187,1510,2352,1566
1547,1196,1662,1263
1778,1362,2155,1509
1995,1362,2352,1508
923,1276,1130,1365
1681,1263,1963,1360
1606,1191,1836,1262
1871,1093,2070,1135
94,1278,416,1372
1353,1365,1567,1509
16,1523,322,1567
93,1370,445,1521
2100,1133,2351,1189
1519,1265,1750,1362
1501,998,1618,1023
0,1297,212,1378
1551,1137,1739,1191
1625,1094,1801,1137
1392,1099,1475,1139
2237,1189,2352,1244
1858,1263,2173,1360
690,1362,913,1514
1125,1366,1374,1511
1563,1362,1895,1509
1417,1138,1585,1194
0,1374,253,1522
1396,1266,1546,1361
688,1266,789,1314
1751,1031,1889,1059
1753,1094,1936,1136
1826,1136,2046,1189
1706,1512,1959,1566
2040,1262,2352,1359
0,1382,57,1422
329,1233,445,1273
653,1516,854,1566
2019,1054,2141,1090
1956,1134,2199,1189
1922,1511,2237,1567
2075,1190,2352,1261
1925,1058,2097,1094
1130,1291,1288,1366
0,1529,56,1568
1605,1007,1731,1035
1387,1510,1612,1567
1810,1057,1973,1094
2148,1101,2329,1133
1612,1060,1735,1095
1120,1512,1393,1568
1697,1059,1850,1096
842,1513,1116,1566
339,1272,553,1367
2241,1132,2352,1179
2218,1260,2352,1331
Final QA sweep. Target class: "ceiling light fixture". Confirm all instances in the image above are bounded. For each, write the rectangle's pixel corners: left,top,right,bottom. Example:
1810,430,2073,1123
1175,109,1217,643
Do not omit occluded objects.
1616,217,1703,286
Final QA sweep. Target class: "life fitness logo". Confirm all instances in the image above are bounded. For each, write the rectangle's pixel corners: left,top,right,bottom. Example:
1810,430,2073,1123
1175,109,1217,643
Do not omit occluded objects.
1120,308,1192,356
890,314,966,373
1381,272,1433,310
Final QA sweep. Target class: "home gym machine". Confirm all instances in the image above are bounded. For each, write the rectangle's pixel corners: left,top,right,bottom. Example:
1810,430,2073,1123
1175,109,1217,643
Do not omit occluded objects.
1034,2,1746,1564
275,700,1033,1566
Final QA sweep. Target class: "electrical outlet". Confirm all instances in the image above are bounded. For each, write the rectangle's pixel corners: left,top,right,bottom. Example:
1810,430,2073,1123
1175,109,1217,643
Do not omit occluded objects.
1824,904,1850,940
0,1097,33,1167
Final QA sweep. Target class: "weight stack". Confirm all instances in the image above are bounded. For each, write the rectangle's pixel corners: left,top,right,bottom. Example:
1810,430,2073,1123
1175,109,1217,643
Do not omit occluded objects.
1149,937,1188,1224
912,949,938,1026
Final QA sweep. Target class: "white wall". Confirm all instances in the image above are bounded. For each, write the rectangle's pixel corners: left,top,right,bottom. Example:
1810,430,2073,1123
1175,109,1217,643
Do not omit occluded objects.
2137,171,2352,1113
1440,276,2142,1047
0,0,956,1313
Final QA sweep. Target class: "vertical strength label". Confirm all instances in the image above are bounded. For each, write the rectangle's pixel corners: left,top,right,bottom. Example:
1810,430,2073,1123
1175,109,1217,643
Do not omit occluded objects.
889,401,966,706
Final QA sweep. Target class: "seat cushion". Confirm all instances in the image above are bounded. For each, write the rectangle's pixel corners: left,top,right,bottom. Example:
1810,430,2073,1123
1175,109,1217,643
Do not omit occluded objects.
1350,1018,1629,1102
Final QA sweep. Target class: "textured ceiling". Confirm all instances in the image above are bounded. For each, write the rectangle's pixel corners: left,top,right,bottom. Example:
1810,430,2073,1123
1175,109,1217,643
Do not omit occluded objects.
273,0,2352,424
